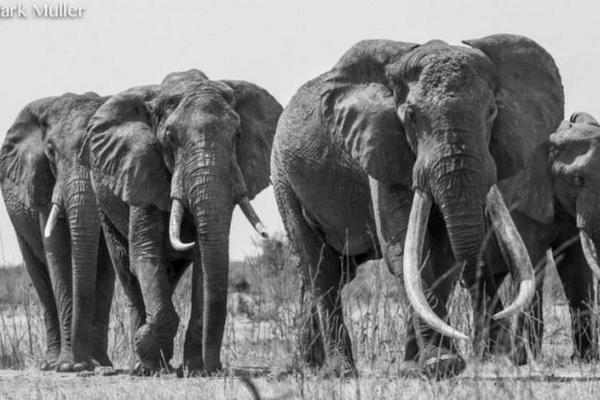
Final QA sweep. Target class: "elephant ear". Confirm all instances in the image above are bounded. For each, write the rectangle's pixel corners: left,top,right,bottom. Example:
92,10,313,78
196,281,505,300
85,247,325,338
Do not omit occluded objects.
499,141,554,224
464,34,564,180
0,99,55,211
321,40,417,186
81,90,171,210
222,80,283,199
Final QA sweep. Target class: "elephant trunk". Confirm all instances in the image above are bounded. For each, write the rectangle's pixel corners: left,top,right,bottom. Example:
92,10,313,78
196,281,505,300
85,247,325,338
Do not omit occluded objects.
183,146,233,372
430,155,488,277
63,168,100,362
404,152,534,339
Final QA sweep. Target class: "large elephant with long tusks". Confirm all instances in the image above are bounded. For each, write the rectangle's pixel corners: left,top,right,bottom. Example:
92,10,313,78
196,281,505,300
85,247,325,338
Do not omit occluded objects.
78,70,282,375
0,93,115,372
271,34,564,378
485,111,600,363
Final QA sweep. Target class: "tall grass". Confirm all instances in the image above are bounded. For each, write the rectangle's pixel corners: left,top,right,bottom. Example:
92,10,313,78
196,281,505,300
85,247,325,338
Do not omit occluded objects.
0,235,587,378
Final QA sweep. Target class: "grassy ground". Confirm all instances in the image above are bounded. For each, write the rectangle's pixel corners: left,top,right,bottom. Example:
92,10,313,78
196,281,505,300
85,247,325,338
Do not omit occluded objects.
1,236,600,399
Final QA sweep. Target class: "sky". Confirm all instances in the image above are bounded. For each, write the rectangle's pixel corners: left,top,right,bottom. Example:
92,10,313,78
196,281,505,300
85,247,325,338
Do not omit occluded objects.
0,0,599,264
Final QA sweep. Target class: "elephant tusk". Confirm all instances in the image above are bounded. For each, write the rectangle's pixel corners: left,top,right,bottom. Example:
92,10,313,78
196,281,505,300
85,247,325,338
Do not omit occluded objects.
403,189,469,341
486,184,535,320
169,199,195,252
579,230,600,280
238,196,269,238
44,204,61,239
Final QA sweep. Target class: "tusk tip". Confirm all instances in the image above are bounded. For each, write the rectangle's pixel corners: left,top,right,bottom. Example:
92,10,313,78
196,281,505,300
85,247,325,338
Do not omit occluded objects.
491,311,510,321
170,239,196,252
492,279,535,320
255,223,269,238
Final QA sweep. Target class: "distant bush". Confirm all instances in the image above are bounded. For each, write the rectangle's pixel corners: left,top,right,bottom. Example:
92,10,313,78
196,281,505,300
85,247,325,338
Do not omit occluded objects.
0,265,31,309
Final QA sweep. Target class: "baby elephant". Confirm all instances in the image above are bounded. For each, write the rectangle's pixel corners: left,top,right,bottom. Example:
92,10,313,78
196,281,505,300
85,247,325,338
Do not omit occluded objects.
483,112,600,362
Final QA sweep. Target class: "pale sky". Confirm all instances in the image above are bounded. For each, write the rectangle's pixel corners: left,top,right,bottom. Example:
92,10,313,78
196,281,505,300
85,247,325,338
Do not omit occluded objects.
1,0,599,264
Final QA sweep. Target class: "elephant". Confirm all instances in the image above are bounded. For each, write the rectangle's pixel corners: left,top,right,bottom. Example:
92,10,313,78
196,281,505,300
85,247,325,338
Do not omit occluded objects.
78,69,282,374
0,93,115,371
483,111,600,363
271,34,563,378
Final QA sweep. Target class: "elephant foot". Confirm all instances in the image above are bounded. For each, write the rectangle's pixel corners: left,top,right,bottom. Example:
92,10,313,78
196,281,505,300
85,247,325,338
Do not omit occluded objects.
176,363,224,378
56,352,92,372
418,345,466,379
572,348,599,363
181,356,204,377
91,351,113,367
306,353,356,379
40,349,60,371
134,323,176,372
509,342,530,366
131,361,175,377
56,358,95,373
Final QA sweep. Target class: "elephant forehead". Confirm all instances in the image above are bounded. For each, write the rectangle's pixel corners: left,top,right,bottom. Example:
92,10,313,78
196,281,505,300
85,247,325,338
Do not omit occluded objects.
161,69,209,85
165,93,239,128
393,44,493,87
41,94,103,124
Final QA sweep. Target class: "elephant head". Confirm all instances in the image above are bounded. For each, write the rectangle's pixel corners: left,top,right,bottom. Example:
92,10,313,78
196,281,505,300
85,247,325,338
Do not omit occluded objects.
0,92,108,368
506,111,600,280
322,34,563,338
80,70,282,369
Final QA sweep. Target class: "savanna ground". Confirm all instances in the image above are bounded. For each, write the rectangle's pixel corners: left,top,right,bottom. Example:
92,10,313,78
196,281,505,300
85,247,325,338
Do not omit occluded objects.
1,236,600,399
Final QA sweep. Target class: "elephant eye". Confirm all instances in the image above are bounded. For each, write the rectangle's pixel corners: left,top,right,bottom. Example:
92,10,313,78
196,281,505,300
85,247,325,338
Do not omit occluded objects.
573,173,584,187
487,104,497,120
45,143,56,161
164,126,178,145
403,107,416,126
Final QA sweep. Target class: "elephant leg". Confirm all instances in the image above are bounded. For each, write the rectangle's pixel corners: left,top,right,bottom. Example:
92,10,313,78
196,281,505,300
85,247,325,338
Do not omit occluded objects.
514,260,546,364
495,212,551,365
129,206,179,372
99,211,146,370
472,230,510,358
15,233,61,370
183,256,204,373
39,212,77,371
90,233,115,367
273,179,355,376
487,269,512,356
412,228,466,379
556,240,598,361
302,244,356,377
167,259,190,296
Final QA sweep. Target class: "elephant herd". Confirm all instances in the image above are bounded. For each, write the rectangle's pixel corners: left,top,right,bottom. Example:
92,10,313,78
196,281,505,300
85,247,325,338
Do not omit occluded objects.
2,33,600,379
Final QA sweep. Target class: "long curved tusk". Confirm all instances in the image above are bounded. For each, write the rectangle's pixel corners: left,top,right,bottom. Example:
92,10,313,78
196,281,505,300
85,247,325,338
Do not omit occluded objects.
486,185,535,320
579,230,600,280
238,196,268,238
403,189,469,341
44,204,61,239
169,199,195,252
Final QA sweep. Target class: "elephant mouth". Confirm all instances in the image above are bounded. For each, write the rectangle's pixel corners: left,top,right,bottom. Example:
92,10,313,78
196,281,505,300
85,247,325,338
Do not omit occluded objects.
168,196,268,252
402,185,536,340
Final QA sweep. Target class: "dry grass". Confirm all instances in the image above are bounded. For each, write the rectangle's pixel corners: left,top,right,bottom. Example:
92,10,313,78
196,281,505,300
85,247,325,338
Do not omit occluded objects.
1,238,600,399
